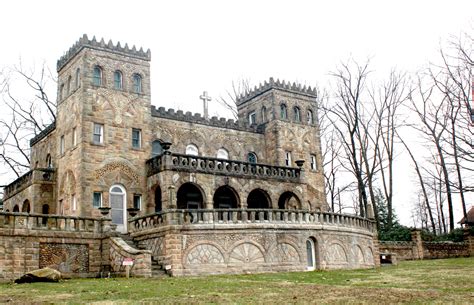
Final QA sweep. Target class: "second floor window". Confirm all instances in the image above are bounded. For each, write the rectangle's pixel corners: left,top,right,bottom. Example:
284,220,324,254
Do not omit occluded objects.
307,109,314,124
133,194,142,210
280,104,287,119
294,107,301,122
93,66,102,86
93,123,103,144
93,192,102,208
72,127,77,146
133,74,142,93
248,111,256,125
310,154,317,170
285,151,292,167
216,148,229,160
185,144,199,156
114,71,123,89
248,152,257,164
261,106,267,122
60,135,65,154
132,128,141,148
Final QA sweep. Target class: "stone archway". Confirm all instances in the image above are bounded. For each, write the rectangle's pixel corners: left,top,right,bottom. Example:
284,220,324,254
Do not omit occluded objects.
278,191,301,209
213,185,239,209
177,183,204,209
22,199,31,213
247,189,271,209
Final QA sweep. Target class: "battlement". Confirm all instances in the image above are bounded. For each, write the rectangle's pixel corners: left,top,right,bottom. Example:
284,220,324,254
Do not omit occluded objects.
236,77,317,106
57,34,151,72
150,106,264,133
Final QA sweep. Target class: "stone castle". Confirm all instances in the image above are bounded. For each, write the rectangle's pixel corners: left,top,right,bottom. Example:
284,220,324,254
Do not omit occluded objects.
0,35,377,278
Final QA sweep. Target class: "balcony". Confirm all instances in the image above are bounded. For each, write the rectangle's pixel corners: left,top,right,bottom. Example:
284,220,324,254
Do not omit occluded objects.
129,209,375,234
4,168,56,199
146,153,301,182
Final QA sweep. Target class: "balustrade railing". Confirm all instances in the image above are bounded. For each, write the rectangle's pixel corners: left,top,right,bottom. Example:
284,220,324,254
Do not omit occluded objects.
0,212,105,233
4,168,56,198
146,153,301,182
129,209,374,234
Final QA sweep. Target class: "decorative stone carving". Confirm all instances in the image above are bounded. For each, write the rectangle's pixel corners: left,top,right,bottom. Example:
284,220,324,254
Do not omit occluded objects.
366,247,374,263
277,243,300,263
142,237,164,258
229,242,265,264
326,243,348,263
39,243,89,273
94,162,140,185
185,243,224,265
354,245,365,264
95,88,139,125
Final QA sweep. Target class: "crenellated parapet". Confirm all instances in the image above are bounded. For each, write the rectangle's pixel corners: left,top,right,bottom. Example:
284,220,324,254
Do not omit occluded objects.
236,77,317,106
57,34,151,72
151,106,264,133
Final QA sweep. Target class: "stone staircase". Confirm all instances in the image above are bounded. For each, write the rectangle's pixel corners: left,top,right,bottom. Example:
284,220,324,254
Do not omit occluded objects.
118,233,168,277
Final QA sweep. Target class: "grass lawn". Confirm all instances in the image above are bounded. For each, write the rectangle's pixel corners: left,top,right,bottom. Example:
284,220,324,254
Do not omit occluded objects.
0,257,473,304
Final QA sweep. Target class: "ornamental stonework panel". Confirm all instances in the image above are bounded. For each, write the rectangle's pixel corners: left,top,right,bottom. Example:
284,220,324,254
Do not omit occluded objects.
277,243,300,263
39,243,89,273
185,244,224,265
229,243,265,264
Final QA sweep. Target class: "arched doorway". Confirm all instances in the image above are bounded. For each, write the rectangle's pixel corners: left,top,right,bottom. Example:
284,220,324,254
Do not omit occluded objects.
22,200,31,213
213,186,238,209
278,191,301,209
247,189,271,209
155,185,162,212
42,204,50,226
177,183,203,209
306,238,317,271
110,185,127,233
13,205,19,212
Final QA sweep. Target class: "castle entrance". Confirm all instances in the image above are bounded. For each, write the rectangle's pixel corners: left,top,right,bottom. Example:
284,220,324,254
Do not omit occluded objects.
110,185,127,233
213,186,238,209
247,189,271,209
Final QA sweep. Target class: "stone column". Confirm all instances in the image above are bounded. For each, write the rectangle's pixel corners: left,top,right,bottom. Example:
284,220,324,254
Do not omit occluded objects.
411,229,424,260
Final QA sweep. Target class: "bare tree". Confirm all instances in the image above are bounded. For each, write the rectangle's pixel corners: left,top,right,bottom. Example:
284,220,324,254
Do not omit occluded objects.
215,79,251,120
0,62,56,183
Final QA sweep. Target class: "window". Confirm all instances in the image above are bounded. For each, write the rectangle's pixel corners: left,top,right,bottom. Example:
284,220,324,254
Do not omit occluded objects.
67,76,72,95
93,66,102,86
185,144,198,156
133,74,142,93
248,152,257,164
93,192,102,208
59,84,64,100
216,148,229,160
261,106,267,122
307,110,314,124
46,154,52,168
310,154,317,170
75,68,81,88
132,128,141,148
60,135,65,154
248,111,256,125
71,194,77,212
114,70,123,89
280,104,287,119
294,107,301,122
93,123,104,144
152,140,163,157
285,151,292,167
133,194,142,210
72,127,77,146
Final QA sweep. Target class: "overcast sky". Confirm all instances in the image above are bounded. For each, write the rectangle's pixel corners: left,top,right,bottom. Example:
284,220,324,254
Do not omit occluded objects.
1,0,473,224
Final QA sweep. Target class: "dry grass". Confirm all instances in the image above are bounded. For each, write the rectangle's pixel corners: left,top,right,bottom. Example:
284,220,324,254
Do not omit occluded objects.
0,257,473,304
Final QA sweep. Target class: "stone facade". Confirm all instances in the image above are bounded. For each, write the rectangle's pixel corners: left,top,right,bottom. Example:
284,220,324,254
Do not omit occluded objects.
1,35,379,277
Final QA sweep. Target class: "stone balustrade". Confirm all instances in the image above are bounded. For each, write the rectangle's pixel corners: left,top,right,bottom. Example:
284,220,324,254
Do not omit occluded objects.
4,168,56,199
0,212,107,233
146,153,301,182
128,209,374,233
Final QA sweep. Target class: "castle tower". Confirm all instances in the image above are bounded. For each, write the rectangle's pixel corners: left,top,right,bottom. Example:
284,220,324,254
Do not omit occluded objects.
55,35,151,231
236,78,327,210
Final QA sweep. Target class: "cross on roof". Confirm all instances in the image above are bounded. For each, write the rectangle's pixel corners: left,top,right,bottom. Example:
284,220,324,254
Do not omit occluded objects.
199,91,211,119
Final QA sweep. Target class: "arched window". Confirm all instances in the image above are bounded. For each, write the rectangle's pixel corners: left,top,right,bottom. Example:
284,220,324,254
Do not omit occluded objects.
306,238,316,271
59,84,64,100
67,76,72,94
75,68,81,88
307,109,314,124
247,152,257,164
216,148,229,160
294,107,301,122
22,199,31,213
177,183,203,209
109,184,127,232
280,104,287,119
46,154,52,168
133,74,142,93
185,144,199,156
261,106,267,122
114,70,123,89
152,140,163,157
93,66,102,86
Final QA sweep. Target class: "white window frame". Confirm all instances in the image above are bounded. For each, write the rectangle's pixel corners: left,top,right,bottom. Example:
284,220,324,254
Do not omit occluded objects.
132,128,141,148
248,111,256,125
93,123,104,144
185,144,199,156
216,148,229,160
285,151,292,167
310,154,317,170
